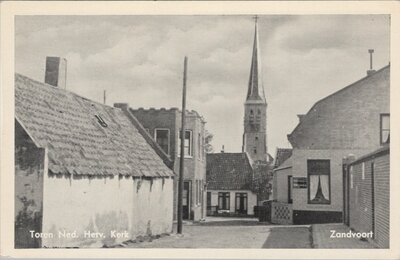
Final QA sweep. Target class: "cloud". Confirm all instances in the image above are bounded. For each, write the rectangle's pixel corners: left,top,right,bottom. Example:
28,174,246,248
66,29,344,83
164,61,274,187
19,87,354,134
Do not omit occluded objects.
15,15,390,154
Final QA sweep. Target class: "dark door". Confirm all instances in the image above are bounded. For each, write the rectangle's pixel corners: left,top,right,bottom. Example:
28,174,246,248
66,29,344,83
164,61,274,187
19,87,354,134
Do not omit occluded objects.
206,192,211,215
182,181,191,220
288,175,293,204
235,193,248,214
343,163,350,225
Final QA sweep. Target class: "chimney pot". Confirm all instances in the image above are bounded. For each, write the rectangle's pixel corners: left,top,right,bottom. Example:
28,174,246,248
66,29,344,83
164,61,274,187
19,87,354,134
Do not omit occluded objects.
45,57,67,89
113,103,129,110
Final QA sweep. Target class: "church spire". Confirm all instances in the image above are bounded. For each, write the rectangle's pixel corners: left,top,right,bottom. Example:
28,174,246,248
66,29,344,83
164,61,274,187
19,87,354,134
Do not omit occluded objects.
246,16,266,102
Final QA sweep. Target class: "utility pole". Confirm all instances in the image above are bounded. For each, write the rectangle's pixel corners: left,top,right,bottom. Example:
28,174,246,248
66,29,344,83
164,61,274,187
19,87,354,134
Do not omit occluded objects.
103,90,106,105
177,56,188,234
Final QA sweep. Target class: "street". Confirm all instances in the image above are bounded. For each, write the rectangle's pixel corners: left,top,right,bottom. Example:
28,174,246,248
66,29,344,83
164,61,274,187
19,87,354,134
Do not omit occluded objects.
124,217,312,248
122,217,376,249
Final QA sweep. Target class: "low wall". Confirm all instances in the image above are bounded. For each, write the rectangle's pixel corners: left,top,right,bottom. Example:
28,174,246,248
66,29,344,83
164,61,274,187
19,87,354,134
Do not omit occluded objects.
41,174,173,248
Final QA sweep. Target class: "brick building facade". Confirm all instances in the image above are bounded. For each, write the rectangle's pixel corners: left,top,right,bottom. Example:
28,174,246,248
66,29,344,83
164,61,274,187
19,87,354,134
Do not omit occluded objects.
128,108,207,221
273,64,390,224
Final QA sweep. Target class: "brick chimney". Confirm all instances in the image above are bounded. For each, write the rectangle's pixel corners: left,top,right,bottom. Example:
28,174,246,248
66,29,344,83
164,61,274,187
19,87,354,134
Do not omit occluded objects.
367,49,376,76
297,114,305,123
45,57,67,89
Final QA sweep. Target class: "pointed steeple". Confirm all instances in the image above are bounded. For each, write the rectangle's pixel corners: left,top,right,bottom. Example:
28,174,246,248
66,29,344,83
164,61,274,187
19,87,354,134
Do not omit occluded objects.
246,16,266,102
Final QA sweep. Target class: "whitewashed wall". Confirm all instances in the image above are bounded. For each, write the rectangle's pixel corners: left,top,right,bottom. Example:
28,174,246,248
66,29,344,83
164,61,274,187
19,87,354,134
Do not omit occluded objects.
41,174,173,247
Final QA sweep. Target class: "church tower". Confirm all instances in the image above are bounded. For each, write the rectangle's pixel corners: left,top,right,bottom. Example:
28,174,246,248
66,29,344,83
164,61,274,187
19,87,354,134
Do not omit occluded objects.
242,17,268,163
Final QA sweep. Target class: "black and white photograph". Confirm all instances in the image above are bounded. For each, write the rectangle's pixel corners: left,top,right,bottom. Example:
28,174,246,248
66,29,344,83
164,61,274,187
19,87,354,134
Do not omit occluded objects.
1,1,399,258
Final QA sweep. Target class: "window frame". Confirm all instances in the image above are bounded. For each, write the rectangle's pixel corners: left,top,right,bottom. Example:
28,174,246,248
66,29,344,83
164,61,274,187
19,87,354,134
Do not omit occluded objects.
218,192,230,210
235,192,248,213
307,159,331,205
380,113,390,145
178,129,193,158
154,128,170,155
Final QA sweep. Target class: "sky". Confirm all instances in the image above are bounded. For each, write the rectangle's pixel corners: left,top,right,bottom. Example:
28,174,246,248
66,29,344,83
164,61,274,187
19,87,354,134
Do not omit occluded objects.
15,15,390,156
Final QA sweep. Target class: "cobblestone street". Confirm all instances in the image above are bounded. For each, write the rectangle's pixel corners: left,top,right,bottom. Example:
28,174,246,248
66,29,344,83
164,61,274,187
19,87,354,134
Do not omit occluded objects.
124,218,376,248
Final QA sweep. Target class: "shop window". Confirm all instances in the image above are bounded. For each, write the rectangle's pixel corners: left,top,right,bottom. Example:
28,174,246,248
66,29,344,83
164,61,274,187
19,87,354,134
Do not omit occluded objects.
308,160,330,204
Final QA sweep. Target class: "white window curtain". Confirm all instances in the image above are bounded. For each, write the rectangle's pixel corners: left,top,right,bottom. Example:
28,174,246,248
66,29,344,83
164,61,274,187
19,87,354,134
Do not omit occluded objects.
320,175,329,200
309,175,319,200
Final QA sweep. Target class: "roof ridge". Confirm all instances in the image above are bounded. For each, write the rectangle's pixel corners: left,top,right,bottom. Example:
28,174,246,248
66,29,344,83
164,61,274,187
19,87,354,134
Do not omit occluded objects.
288,64,390,141
15,73,114,109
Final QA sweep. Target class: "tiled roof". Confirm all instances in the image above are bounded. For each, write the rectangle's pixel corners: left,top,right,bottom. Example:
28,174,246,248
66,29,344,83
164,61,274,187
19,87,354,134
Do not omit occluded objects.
206,153,253,190
274,156,292,171
274,148,292,168
15,73,174,177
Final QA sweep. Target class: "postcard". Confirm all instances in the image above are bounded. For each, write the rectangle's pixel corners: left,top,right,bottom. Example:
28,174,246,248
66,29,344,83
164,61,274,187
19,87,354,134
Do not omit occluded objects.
1,1,399,259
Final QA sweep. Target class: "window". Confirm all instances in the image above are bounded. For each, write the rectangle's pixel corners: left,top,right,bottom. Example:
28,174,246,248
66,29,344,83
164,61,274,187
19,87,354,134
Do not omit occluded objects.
207,192,211,210
362,162,365,180
179,130,193,157
249,110,254,123
218,192,230,210
380,114,390,144
308,160,330,204
350,166,354,189
235,193,248,214
154,129,170,155
95,115,108,127
198,133,202,159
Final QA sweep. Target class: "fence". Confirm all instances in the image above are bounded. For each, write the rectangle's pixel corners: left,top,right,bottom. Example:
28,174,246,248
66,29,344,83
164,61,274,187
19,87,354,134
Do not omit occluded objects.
271,201,293,224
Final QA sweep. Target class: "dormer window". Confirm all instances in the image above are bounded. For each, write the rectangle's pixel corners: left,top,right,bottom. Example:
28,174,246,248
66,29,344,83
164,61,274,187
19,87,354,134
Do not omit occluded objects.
95,115,108,127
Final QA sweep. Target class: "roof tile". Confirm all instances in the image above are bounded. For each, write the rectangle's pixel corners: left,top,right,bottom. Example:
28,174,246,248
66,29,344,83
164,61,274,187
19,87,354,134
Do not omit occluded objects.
15,73,174,178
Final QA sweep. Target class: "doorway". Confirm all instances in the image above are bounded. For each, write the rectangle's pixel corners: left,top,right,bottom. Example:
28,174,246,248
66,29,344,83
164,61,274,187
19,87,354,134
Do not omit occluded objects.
182,181,191,220
288,175,293,204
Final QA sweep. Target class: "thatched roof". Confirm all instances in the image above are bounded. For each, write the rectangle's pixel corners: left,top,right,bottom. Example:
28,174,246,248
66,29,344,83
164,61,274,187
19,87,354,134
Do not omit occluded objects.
15,73,174,178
